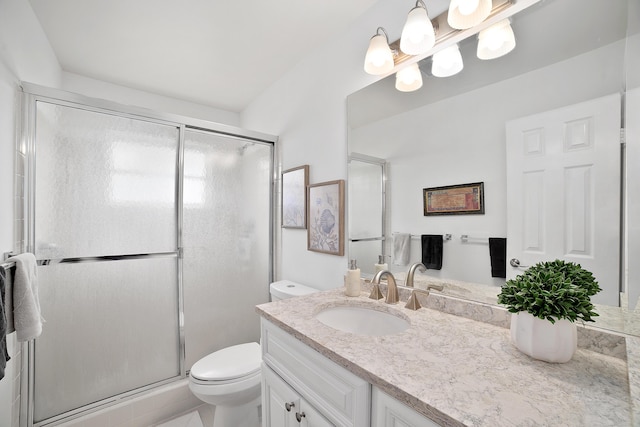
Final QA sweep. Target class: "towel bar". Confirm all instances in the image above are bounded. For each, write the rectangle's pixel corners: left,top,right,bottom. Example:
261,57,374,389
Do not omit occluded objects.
460,234,488,243
1,251,17,271
0,261,16,272
393,233,452,241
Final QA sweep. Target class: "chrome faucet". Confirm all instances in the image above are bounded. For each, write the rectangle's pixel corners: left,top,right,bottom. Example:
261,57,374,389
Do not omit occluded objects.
405,262,427,287
369,269,399,304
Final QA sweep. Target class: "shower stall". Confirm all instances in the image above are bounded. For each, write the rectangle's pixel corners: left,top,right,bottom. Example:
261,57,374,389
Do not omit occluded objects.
18,84,275,425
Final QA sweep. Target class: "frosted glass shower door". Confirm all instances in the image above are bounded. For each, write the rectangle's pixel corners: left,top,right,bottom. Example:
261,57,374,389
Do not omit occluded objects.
30,101,181,423
183,129,272,368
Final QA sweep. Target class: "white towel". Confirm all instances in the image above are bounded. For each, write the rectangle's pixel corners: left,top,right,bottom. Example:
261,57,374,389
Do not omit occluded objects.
392,233,411,266
6,253,43,342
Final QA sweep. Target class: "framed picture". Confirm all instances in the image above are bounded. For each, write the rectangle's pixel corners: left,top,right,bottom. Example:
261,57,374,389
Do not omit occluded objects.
423,182,485,216
307,180,345,255
282,165,309,228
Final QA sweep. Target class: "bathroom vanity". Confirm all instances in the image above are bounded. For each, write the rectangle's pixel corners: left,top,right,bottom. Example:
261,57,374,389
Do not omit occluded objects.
256,287,633,426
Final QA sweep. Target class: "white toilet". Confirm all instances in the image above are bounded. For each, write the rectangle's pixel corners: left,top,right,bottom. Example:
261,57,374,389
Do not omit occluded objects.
188,280,318,427
269,279,319,302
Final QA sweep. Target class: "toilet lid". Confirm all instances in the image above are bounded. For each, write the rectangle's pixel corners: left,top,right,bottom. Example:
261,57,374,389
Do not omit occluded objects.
190,342,261,381
270,280,318,299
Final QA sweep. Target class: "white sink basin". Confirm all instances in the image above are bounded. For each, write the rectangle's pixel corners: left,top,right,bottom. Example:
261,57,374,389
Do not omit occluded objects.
315,305,410,336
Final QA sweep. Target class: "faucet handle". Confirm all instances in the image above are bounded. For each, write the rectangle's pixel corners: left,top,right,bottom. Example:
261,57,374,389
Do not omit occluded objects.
427,284,444,292
369,283,384,300
404,288,430,310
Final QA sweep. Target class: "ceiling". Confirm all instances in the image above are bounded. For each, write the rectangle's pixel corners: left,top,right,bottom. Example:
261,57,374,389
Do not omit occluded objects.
28,0,393,113
27,0,459,114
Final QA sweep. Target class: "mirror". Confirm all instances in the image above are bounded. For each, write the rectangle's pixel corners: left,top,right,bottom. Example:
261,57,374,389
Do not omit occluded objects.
348,0,639,334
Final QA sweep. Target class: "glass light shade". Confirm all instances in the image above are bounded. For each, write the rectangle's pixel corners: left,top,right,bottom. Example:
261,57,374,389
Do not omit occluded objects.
432,44,464,77
447,0,492,30
477,19,516,60
400,6,435,55
395,63,423,92
364,33,394,75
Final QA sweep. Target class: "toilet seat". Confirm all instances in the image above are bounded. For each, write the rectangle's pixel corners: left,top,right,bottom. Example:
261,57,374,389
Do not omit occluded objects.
190,342,261,383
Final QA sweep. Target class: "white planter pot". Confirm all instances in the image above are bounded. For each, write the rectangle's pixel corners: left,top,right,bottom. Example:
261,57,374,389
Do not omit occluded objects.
510,311,577,363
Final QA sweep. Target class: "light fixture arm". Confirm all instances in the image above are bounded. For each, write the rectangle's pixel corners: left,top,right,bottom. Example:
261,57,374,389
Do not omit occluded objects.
374,27,389,43
411,0,431,17
373,26,398,57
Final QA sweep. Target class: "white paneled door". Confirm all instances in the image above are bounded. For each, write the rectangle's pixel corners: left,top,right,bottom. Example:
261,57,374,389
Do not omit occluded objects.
506,94,621,306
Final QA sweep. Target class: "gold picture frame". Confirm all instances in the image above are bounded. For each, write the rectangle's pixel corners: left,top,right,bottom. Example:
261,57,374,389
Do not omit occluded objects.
423,182,485,216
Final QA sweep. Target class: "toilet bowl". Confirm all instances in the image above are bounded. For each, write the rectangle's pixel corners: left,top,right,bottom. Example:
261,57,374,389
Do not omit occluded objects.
188,342,262,427
188,280,319,427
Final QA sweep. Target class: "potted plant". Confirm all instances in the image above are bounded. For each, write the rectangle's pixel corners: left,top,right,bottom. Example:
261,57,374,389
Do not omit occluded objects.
497,259,601,363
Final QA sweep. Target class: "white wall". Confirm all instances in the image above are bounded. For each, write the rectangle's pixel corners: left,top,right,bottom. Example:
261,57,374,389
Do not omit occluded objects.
241,1,405,290
62,72,240,126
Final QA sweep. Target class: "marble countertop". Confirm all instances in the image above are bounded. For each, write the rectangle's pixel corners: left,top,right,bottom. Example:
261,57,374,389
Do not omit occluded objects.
256,287,632,427
394,273,640,336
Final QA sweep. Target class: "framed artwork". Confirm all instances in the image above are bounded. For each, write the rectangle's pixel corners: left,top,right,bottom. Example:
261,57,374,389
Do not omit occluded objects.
423,182,485,216
282,165,309,228
307,180,345,256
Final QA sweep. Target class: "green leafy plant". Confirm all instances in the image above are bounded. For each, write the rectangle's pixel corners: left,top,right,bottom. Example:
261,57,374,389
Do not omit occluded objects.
497,259,602,324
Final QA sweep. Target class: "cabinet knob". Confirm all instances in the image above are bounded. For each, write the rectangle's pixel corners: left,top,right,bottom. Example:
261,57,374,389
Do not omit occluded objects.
295,412,306,422
285,402,295,412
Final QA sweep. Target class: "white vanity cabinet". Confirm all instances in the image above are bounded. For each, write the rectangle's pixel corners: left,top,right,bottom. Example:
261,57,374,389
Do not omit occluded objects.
372,387,442,427
261,319,371,426
262,364,333,426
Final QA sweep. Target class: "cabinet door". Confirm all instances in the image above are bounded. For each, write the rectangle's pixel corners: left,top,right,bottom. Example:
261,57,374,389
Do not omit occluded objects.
372,387,441,427
262,319,370,426
299,400,335,427
262,364,300,427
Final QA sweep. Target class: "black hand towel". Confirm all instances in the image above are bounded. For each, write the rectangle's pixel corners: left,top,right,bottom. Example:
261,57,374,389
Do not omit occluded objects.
488,237,507,278
421,235,443,270
1,268,11,381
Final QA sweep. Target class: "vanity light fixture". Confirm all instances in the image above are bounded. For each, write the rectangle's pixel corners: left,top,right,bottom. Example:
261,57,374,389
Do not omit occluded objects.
447,0,492,30
400,0,436,56
395,63,423,92
431,44,464,77
364,27,395,75
365,0,522,92
477,19,516,60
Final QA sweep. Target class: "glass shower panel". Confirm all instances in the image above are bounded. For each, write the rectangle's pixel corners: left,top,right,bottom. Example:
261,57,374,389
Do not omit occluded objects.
182,129,272,368
348,158,385,275
33,257,180,422
34,102,179,260
348,159,384,239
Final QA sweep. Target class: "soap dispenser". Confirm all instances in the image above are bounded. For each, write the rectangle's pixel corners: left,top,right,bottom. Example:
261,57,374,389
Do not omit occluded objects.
345,259,361,297
374,255,388,275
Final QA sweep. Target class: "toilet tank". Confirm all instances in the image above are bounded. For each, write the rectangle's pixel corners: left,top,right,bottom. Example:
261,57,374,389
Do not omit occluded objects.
270,280,319,301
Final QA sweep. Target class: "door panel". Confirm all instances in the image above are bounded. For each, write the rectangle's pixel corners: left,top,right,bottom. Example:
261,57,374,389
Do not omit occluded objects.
506,94,621,306
31,101,182,423
182,129,272,368
34,101,179,259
